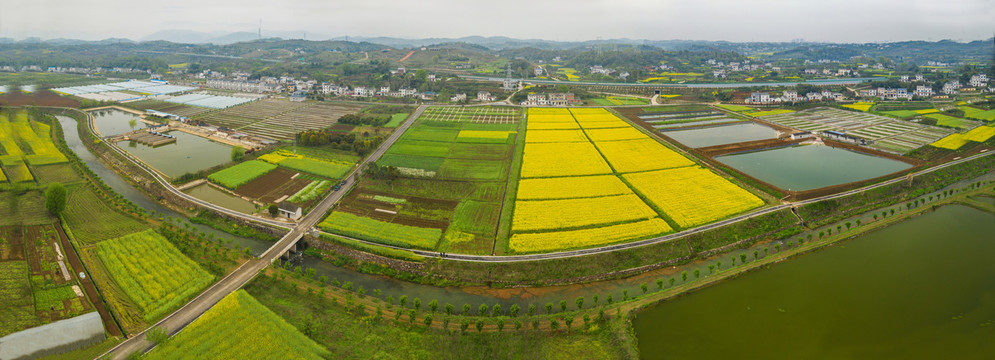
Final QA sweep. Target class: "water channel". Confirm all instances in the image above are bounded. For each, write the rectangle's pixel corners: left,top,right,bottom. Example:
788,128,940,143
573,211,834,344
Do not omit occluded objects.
633,204,995,359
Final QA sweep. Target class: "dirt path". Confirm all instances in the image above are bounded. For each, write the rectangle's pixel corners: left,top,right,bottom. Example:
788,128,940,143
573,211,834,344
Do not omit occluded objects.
398,50,415,62
55,221,123,337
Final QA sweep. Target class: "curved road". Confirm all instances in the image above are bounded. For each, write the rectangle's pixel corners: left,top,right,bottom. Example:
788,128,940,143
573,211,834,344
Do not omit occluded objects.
101,106,425,359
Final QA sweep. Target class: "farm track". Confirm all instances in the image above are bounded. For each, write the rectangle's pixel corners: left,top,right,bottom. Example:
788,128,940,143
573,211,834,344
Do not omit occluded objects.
101,105,425,359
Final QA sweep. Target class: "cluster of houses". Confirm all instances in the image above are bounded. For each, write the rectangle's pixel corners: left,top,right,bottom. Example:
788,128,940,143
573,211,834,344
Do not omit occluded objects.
589,65,629,80
521,92,581,106
745,90,845,104
707,59,783,78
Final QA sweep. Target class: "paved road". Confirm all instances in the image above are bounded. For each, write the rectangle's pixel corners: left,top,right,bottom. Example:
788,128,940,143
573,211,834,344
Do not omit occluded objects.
461,75,881,88
317,150,995,263
101,106,425,359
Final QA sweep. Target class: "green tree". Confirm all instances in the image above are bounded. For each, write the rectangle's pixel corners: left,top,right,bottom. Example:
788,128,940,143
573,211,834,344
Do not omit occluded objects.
445,303,454,315
492,303,501,317
413,298,421,311
560,300,567,312
231,146,245,162
576,297,584,310
496,318,505,332
475,319,485,332
479,303,489,316
146,326,169,345
423,314,433,327
460,319,470,333
545,303,554,314
268,204,279,217
128,118,137,131
549,318,560,331
564,317,574,331
399,295,408,308
463,304,471,315
44,183,67,215
656,279,664,290
669,278,676,287
408,309,417,323
682,271,688,282
527,303,536,316
429,299,438,313
593,294,600,306
510,304,521,317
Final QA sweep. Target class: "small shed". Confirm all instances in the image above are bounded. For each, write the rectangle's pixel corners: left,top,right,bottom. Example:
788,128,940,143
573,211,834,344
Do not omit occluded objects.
278,202,302,220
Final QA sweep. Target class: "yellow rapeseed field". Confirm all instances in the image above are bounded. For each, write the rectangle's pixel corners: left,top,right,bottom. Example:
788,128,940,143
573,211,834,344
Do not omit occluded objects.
527,121,580,130
516,175,633,200
509,218,673,253
624,167,764,228
528,108,572,116
525,129,589,143
963,126,995,142
930,134,969,150
528,114,578,124
520,142,612,178
512,194,658,232
577,120,630,129
594,138,695,173
585,127,649,142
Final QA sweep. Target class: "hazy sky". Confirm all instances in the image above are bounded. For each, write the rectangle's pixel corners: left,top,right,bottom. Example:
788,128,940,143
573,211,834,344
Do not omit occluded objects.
1,0,992,43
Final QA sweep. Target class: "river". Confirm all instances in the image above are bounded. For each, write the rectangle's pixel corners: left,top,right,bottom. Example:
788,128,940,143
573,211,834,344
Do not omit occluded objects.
633,204,995,359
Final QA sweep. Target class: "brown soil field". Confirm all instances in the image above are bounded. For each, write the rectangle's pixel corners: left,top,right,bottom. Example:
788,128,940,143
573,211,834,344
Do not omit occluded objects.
235,167,310,203
0,90,80,107
329,124,355,132
338,189,455,228
0,227,27,261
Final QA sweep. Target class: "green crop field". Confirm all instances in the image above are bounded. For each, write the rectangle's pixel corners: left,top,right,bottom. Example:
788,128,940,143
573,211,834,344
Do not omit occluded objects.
318,211,442,250
0,191,51,226
145,290,329,360
0,261,37,337
208,160,277,189
925,113,976,129
95,229,214,322
879,110,920,119
385,113,409,127
715,104,753,112
437,158,507,180
31,164,81,185
386,140,453,157
63,186,147,244
960,106,995,121
0,111,68,174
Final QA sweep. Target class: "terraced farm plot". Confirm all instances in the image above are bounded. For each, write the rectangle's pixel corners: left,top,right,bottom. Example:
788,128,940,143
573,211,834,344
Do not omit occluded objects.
95,229,214,322
509,218,673,253
144,290,330,360
516,175,632,200
0,191,51,226
762,107,953,153
624,167,764,228
512,194,658,232
520,142,612,178
318,211,441,249
931,126,995,150
63,186,147,244
193,100,364,140
420,106,520,123
208,160,277,189
959,106,995,122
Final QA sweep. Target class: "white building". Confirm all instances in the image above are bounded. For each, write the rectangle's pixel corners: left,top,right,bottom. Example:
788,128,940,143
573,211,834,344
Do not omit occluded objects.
450,93,467,102
781,90,799,102
477,91,496,102
746,92,776,104
942,80,962,95
915,85,934,98
970,74,989,87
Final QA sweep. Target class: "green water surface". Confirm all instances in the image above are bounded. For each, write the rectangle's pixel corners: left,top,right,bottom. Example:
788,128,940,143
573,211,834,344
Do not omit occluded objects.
716,145,911,191
633,205,995,359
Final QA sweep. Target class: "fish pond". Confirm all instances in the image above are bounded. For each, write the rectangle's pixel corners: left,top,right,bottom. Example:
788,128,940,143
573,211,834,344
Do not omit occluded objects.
118,131,233,178
633,204,995,359
716,144,912,191
183,183,257,214
90,108,145,137
662,122,778,147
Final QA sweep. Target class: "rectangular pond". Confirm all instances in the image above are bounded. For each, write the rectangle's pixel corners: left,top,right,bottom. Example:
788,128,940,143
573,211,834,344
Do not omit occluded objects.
118,131,233,178
633,204,995,359
90,109,145,137
661,122,778,147
182,183,257,214
715,144,912,191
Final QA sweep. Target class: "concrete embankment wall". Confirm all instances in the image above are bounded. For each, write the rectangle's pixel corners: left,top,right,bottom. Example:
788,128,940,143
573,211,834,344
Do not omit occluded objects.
0,312,105,360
